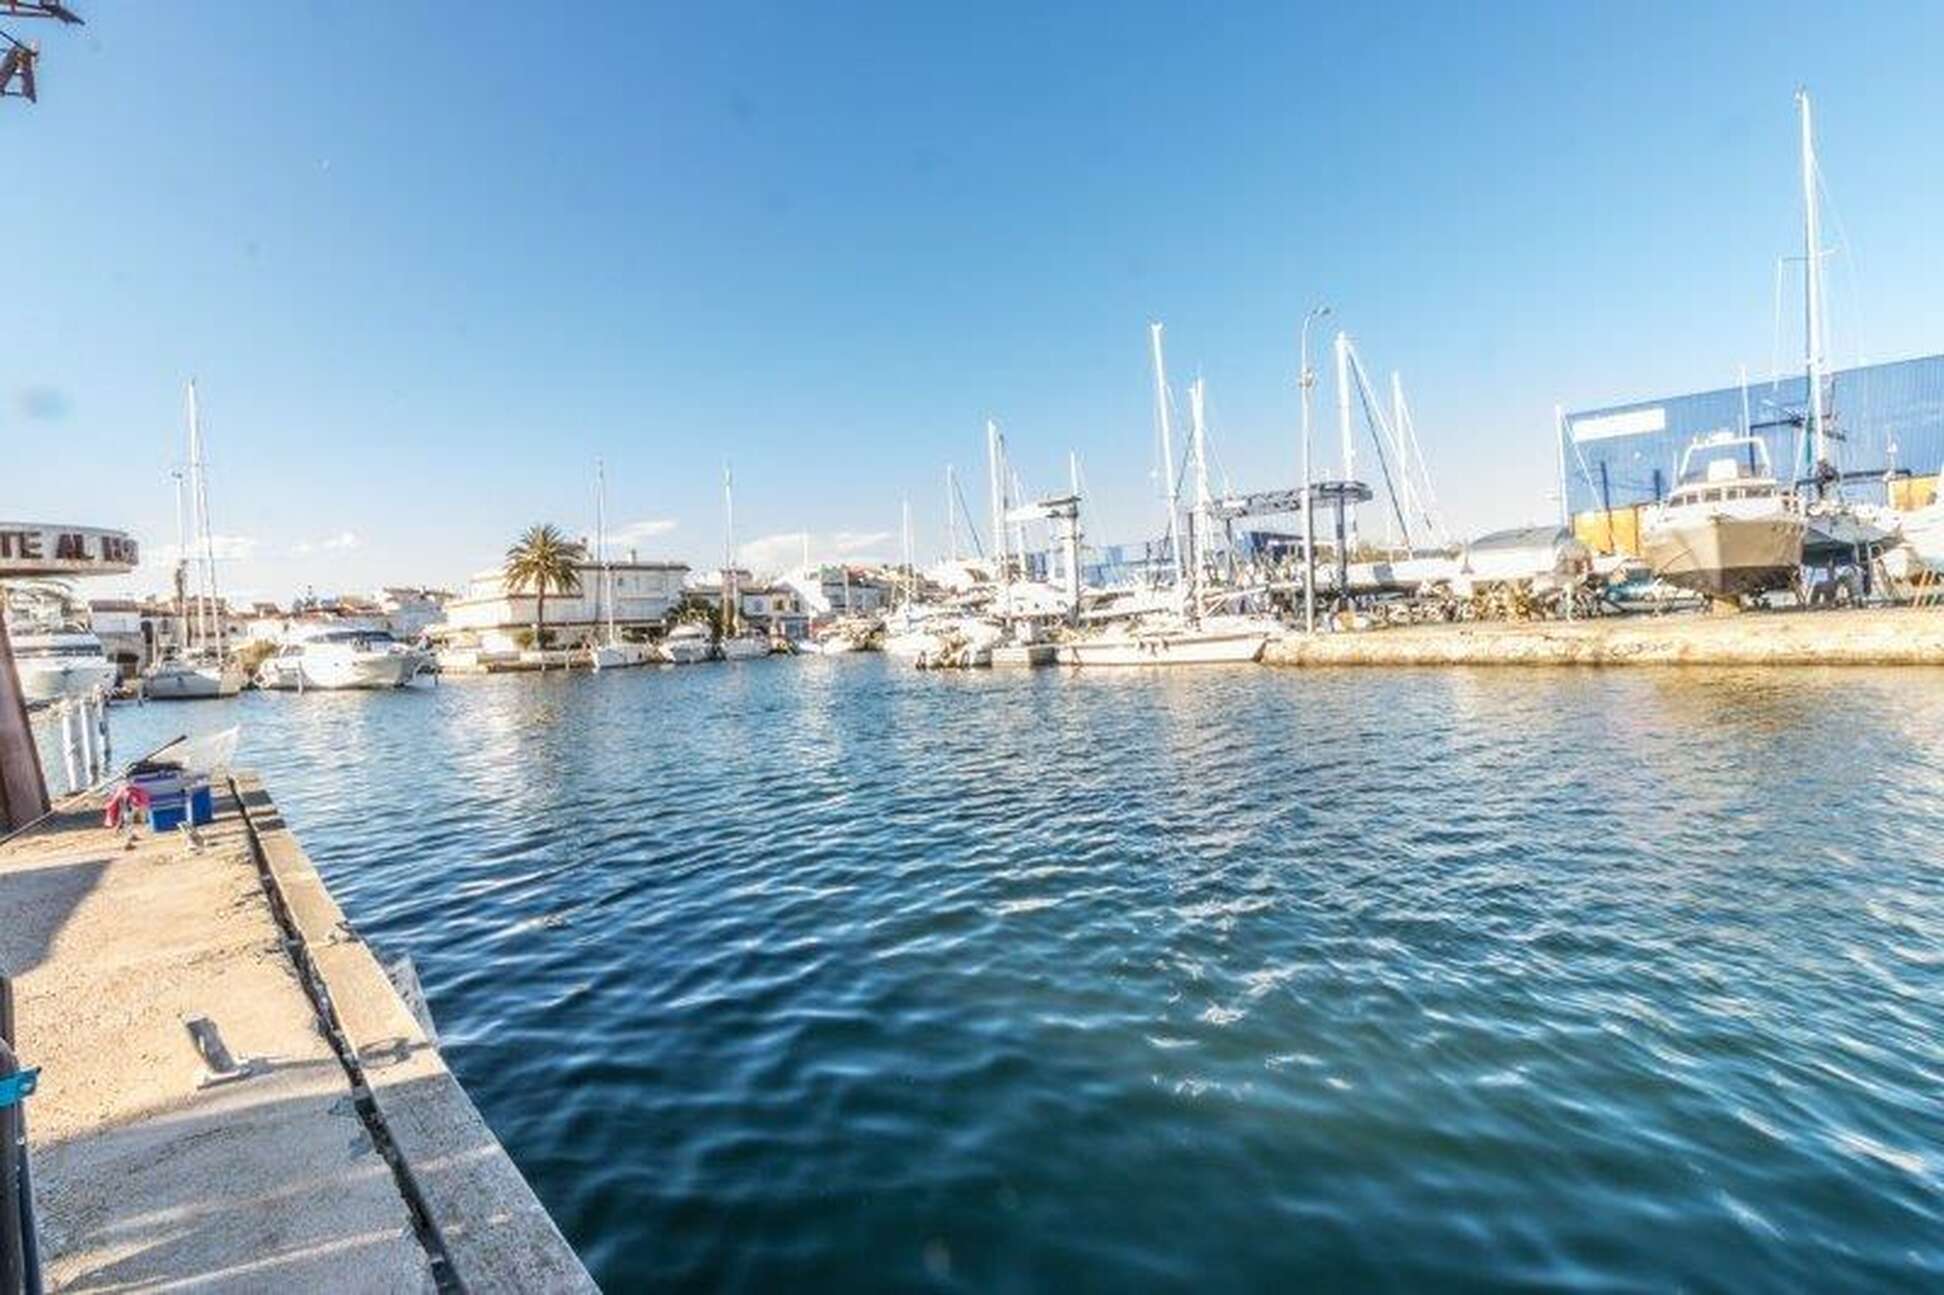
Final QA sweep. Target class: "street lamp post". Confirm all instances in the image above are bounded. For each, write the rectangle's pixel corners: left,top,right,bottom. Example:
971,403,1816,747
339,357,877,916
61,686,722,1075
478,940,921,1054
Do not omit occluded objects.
1299,305,1332,634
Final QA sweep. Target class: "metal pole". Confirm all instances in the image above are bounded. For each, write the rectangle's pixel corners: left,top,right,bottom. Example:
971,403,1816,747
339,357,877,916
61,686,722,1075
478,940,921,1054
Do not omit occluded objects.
1335,331,1357,555
1300,306,1330,634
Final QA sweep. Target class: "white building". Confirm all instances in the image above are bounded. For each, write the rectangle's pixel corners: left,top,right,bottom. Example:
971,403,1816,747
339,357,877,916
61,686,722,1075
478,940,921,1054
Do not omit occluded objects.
780,564,897,618
439,559,689,651
685,569,810,640
375,587,451,640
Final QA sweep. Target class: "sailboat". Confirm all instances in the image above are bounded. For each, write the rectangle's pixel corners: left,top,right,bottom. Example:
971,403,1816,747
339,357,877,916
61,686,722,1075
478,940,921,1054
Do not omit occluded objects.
144,381,247,699
587,460,657,670
1061,335,1277,666
717,465,773,661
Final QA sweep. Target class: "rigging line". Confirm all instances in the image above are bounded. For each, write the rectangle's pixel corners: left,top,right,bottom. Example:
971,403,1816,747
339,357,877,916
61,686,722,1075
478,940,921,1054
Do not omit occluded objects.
1349,374,1410,543
951,473,986,558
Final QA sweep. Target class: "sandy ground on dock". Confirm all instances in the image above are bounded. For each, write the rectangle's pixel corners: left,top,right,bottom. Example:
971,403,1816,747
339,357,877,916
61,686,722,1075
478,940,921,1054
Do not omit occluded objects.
1263,605,1944,666
0,790,436,1293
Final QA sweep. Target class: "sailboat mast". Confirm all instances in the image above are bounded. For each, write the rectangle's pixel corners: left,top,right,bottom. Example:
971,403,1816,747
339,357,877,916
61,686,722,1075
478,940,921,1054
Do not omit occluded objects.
187,380,222,654
723,464,737,636
596,458,616,644
900,497,913,606
171,467,188,650
1797,87,1829,481
1188,377,1211,600
1334,332,1358,553
986,419,1008,586
946,465,958,563
1148,323,1182,582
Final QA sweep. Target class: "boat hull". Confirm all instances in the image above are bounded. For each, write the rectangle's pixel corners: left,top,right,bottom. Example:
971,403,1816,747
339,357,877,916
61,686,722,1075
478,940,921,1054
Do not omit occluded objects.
1062,629,1268,666
591,643,658,670
16,659,118,706
1641,515,1805,597
144,660,245,700
718,635,773,661
259,653,426,690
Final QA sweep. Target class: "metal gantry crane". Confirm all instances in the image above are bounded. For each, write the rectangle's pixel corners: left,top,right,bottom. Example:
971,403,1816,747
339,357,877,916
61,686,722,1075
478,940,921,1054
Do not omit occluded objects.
1,2,84,104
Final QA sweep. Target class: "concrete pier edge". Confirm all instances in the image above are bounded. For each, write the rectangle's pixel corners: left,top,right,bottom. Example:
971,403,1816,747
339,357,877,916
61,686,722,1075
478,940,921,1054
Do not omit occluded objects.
231,772,599,1294
1260,606,1944,667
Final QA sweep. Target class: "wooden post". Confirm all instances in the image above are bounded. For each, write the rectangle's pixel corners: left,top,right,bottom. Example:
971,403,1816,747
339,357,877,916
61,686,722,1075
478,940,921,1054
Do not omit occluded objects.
0,619,51,833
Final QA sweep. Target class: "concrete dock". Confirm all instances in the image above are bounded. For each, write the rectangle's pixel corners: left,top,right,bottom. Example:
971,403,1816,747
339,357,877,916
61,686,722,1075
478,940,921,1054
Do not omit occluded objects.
0,775,596,1292
1262,605,1944,667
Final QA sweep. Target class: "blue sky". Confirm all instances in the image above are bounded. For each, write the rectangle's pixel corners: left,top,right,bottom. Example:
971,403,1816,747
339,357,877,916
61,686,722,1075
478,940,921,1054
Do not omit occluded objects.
9,2,1944,601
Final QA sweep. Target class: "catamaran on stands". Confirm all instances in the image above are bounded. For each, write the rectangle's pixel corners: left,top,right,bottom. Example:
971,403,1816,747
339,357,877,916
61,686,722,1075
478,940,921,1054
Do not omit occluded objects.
144,381,246,699
255,626,432,690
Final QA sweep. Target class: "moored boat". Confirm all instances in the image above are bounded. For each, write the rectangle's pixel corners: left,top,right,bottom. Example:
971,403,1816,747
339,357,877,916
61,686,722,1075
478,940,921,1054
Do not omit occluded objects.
256,627,432,690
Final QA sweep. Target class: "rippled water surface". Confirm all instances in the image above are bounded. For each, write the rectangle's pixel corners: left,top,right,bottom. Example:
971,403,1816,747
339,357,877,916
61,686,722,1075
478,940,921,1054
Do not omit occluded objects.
88,660,1944,1290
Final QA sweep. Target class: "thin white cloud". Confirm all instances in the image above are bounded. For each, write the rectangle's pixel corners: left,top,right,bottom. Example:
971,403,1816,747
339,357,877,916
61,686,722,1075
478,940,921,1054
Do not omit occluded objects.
738,529,893,573
608,518,677,548
293,531,360,556
142,535,258,569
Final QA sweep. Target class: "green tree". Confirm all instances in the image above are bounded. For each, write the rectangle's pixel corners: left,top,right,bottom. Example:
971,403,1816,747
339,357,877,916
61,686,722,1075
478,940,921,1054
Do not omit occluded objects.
503,524,584,650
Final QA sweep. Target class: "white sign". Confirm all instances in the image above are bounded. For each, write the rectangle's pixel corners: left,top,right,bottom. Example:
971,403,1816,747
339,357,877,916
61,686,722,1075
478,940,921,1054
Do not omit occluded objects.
0,523,140,576
1571,407,1666,443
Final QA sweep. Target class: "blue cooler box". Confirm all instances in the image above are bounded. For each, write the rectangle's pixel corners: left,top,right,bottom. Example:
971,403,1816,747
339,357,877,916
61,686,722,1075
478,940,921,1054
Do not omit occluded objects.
147,779,214,831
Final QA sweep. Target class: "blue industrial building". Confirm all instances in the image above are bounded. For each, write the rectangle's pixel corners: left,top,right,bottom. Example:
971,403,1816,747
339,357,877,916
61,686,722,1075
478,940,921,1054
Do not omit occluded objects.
1563,354,1944,527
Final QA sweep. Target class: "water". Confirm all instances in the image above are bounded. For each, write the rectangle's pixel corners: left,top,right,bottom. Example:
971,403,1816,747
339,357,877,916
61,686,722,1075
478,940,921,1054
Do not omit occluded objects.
73,661,1944,1290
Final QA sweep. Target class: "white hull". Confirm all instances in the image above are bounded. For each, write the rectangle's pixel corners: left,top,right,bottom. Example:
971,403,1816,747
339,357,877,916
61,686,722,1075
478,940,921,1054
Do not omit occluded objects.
804,636,861,656
590,642,658,670
144,658,245,700
1900,503,1944,572
16,658,118,706
662,633,713,664
882,631,944,660
1641,514,1805,597
718,634,773,661
258,652,425,691
1062,625,1269,666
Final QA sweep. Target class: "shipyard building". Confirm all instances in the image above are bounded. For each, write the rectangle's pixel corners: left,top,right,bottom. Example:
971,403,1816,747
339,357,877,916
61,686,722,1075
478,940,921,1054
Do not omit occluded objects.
1563,353,1944,554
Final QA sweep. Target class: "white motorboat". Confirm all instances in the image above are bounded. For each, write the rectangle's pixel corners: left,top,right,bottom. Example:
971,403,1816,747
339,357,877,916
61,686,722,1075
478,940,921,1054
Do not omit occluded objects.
143,381,247,700
144,653,245,700
1061,613,1274,666
10,628,118,705
255,628,431,690
662,622,714,664
718,630,773,661
1640,432,1805,601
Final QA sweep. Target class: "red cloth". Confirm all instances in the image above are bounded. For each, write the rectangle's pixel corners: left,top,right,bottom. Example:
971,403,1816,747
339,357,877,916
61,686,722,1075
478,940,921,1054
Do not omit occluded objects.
103,783,151,829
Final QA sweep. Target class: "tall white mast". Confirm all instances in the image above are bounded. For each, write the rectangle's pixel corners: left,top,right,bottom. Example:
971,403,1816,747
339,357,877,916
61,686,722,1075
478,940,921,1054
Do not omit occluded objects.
900,496,914,605
945,465,959,562
1390,371,1416,549
722,464,737,636
187,380,221,654
1148,322,1183,581
1188,376,1212,598
1797,87,1829,481
1334,331,1357,552
596,459,616,644
986,418,1008,585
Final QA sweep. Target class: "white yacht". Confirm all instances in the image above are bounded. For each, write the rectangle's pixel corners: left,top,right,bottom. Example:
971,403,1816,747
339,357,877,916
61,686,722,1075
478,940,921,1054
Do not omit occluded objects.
661,622,714,664
145,652,246,700
718,630,773,661
255,627,431,691
144,381,247,700
10,628,118,705
1640,433,1805,601
1061,611,1274,666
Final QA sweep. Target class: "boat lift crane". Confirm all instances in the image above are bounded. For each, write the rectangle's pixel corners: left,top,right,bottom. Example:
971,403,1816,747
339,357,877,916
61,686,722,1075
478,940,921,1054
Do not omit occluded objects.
1003,494,1083,623
0,2,83,105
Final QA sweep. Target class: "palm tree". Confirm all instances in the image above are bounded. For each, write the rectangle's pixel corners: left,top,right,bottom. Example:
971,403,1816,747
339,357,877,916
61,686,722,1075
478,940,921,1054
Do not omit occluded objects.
503,524,584,650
